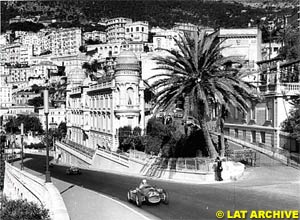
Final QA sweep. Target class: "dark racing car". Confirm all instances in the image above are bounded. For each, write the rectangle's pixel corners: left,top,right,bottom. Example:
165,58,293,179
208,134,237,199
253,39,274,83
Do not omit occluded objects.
127,184,169,207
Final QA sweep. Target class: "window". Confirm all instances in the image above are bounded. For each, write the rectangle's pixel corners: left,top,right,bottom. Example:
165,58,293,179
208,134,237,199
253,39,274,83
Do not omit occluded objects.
126,28,129,32
127,87,134,105
136,27,139,32
251,131,256,143
260,131,265,143
235,129,238,138
243,130,246,140
251,106,256,120
234,108,239,119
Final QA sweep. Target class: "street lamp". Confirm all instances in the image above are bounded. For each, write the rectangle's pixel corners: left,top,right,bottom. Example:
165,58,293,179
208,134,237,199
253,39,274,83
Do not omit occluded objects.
20,123,24,170
44,90,51,183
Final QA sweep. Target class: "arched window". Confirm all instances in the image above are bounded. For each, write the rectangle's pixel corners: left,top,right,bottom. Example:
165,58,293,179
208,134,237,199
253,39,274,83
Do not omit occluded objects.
127,87,134,105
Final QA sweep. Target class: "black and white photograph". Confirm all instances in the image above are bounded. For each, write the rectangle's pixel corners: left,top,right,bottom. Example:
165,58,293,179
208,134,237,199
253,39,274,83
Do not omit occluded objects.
0,0,299,219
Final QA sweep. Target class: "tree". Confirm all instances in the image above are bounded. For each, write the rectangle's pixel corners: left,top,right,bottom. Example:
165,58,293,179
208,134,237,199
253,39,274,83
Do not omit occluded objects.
0,198,50,220
5,115,43,134
82,59,103,81
149,31,258,158
28,96,43,111
79,45,87,53
281,96,300,142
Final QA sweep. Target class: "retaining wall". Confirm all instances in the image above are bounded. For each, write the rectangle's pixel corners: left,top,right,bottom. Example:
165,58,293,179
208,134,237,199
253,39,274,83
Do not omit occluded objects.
56,141,245,183
3,162,70,220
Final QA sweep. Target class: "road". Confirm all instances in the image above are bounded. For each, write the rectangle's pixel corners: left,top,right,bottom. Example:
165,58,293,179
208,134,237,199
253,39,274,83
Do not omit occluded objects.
22,154,300,220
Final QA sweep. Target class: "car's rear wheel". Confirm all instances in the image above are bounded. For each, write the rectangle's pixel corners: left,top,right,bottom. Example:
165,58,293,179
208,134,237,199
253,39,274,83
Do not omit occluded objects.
135,194,142,207
127,192,131,202
161,190,169,204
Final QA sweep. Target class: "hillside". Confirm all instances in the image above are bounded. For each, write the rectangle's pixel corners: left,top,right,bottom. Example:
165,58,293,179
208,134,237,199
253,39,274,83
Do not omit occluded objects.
1,0,294,32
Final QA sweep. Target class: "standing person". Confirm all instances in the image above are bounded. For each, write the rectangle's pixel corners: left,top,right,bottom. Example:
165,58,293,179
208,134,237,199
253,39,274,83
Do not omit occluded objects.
215,157,223,181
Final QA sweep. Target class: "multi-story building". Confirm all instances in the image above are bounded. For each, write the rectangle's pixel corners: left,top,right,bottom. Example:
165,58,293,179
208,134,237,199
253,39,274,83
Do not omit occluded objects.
152,29,181,51
0,43,33,65
0,85,12,108
83,31,106,43
51,53,88,86
66,50,146,151
13,91,40,105
46,28,82,56
173,22,198,33
87,41,145,59
106,17,132,43
223,58,300,153
125,21,149,42
6,66,32,85
219,28,262,70
29,61,58,80
39,105,66,130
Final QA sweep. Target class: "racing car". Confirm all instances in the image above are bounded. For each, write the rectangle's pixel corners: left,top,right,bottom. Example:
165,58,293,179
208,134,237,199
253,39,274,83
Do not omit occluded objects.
66,166,81,175
127,184,169,207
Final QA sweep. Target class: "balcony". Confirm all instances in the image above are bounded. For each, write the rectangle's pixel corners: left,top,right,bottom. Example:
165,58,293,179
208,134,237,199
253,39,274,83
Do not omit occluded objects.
88,81,112,92
259,83,300,96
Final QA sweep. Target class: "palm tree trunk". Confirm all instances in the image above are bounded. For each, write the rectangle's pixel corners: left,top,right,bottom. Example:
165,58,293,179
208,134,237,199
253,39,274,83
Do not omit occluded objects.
200,119,218,158
219,105,226,157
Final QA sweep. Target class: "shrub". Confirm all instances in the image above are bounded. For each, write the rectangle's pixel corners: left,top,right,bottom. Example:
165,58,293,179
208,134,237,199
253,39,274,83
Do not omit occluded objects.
0,198,50,220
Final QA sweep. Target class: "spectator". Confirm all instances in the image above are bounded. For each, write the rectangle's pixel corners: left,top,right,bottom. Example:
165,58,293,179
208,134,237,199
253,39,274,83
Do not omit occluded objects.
215,157,223,181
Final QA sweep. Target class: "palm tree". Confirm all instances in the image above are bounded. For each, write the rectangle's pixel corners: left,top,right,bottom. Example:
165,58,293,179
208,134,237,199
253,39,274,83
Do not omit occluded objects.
148,31,258,158
82,59,103,81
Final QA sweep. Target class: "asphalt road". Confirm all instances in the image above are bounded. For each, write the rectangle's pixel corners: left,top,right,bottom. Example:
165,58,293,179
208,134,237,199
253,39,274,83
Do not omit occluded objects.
22,154,300,220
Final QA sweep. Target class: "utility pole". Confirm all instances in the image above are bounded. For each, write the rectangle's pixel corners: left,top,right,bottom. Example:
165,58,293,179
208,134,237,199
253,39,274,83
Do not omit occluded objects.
21,123,24,170
44,90,51,183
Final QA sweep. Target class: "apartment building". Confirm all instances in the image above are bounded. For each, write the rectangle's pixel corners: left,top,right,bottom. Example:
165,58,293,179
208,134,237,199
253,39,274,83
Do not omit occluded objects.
106,17,132,43
83,31,106,43
125,21,149,42
0,43,33,65
48,28,82,56
152,29,181,51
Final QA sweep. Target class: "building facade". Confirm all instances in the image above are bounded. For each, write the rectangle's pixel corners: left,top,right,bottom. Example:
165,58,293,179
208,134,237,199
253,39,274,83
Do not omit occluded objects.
219,28,262,70
223,59,300,153
106,17,132,43
66,51,145,151
39,105,66,130
125,21,149,42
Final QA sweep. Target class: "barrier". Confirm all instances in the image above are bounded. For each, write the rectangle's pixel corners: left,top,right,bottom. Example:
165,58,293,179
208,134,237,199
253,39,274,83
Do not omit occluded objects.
3,162,70,220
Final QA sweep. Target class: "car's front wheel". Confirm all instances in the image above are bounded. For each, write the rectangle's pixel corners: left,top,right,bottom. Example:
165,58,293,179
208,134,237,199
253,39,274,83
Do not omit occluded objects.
135,194,142,207
161,190,169,204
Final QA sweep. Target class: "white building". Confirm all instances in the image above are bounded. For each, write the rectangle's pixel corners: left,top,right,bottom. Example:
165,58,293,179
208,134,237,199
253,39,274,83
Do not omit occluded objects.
125,21,149,42
50,53,88,86
83,31,106,43
219,28,262,70
152,29,181,51
29,61,58,80
0,75,12,108
106,17,132,43
0,43,33,65
39,105,66,130
66,50,146,151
